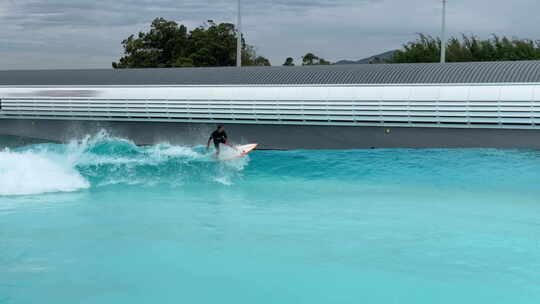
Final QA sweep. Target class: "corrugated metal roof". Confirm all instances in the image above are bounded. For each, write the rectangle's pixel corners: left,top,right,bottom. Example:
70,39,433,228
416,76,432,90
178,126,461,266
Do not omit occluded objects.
2,61,540,86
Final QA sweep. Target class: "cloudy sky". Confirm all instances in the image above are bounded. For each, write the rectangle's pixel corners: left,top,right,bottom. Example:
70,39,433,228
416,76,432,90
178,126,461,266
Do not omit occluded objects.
0,0,538,69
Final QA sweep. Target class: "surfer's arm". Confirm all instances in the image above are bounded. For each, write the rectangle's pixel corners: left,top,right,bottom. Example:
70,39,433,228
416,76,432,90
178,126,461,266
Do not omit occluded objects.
206,137,212,150
222,134,232,147
223,141,240,151
223,137,233,147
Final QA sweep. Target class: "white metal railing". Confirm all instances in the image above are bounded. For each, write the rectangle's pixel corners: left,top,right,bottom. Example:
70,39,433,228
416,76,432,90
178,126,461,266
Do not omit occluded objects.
2,97,540,129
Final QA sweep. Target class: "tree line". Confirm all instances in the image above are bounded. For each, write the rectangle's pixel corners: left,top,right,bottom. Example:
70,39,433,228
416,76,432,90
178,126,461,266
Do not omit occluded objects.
113,18,333,68
387,34,540,63
283,53,331,66
112,18,270,68
113,18,540,68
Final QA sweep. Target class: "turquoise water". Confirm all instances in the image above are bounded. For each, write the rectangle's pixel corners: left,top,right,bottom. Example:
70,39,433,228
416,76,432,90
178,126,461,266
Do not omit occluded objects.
1,132,540,303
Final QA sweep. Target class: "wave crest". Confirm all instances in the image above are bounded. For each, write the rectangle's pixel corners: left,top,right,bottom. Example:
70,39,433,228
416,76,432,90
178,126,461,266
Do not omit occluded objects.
0,131,247,196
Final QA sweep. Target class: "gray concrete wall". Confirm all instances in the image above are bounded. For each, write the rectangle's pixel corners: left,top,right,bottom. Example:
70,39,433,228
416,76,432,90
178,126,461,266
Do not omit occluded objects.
1,118,540,149
0,134,54,148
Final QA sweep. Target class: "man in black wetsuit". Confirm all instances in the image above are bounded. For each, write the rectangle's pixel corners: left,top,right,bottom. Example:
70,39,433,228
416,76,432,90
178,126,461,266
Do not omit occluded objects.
207,125,229,155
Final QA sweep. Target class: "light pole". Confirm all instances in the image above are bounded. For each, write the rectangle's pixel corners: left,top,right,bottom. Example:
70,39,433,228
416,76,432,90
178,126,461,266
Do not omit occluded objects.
440,0,447,63
236,0,242,67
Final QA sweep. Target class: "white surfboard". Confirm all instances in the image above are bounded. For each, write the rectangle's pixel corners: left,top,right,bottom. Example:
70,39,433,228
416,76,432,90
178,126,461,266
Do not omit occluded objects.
217,143,258,161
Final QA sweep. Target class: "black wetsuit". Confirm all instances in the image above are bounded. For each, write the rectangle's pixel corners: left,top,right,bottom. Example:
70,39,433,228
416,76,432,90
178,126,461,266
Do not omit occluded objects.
210,130,228,149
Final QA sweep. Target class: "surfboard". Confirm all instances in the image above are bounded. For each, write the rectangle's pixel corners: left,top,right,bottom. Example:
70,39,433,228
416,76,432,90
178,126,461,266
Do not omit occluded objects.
217,143,258,161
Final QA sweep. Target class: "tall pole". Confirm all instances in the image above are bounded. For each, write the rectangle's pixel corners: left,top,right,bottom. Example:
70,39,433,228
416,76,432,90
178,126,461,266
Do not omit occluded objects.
236,0,242,67
440,0,447,63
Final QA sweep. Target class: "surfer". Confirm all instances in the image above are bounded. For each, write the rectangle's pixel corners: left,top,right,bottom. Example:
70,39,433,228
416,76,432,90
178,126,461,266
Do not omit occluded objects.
207,125,229,155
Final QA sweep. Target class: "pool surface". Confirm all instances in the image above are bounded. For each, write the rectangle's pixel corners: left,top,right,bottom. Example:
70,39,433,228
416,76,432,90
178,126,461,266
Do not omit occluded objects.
1,132,539,303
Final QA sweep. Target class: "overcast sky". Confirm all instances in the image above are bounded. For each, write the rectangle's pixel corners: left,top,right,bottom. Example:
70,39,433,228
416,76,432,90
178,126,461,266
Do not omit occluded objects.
0,0,538,69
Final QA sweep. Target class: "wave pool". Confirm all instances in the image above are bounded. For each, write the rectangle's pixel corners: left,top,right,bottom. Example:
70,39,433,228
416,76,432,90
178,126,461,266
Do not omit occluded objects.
1,132,539,303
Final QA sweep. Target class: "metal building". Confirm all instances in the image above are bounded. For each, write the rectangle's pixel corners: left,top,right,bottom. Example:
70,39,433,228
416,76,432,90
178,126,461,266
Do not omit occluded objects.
2,61,540,149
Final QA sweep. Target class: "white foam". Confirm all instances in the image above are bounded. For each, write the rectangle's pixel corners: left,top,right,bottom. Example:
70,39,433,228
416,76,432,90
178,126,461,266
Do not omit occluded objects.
0,149,89,196
148,143,204,160
213,176,233,186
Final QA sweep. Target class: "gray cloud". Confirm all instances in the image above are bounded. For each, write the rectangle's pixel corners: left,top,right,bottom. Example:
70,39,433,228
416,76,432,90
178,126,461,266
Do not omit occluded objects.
0,0,538,69
2,0,370,28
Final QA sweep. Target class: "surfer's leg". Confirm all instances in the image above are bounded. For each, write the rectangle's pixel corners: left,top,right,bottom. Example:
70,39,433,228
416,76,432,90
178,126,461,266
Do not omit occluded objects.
214,142,220,155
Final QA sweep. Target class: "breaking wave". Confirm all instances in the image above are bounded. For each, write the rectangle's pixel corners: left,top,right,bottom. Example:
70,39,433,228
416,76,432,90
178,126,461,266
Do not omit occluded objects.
0,131,248,196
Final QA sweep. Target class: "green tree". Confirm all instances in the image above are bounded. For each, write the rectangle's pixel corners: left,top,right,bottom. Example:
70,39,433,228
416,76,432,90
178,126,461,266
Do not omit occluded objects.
113,18,271,68
283,57,295,66
318,58,331,65
242,45,271,66
387,34,540,63
302,53,318,65
253,56,271,66
301,53,332,65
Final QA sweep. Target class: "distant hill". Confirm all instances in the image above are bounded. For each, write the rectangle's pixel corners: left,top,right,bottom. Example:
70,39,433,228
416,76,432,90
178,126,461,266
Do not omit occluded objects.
335,50,397,65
